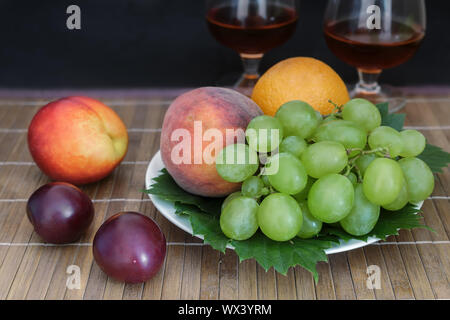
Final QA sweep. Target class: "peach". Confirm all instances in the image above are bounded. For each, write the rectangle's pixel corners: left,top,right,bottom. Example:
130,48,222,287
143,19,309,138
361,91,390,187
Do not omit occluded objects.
28,96,128,185
160,87,262,197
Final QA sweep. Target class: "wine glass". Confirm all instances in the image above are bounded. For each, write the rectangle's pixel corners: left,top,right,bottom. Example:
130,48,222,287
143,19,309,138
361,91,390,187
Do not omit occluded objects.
206,0,299,96
323,0,426,112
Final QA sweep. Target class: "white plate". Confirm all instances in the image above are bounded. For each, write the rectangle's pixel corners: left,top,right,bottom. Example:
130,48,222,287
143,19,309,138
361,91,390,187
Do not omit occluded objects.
145,150,422,254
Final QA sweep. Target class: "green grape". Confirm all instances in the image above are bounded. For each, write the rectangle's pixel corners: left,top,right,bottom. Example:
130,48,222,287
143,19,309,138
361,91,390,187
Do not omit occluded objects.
258,193,302,241
221,191,242,211
246,115,283,152
266,153,308,195
315,111,324,124
275,100,320,139
293,176,315,201
346,172,358,186
220,196,259,240
368,126,403,158
307,174,354,223
313,120,367,157
382,183,408,211
341,98,381,133
261,174,271,187
363,158,405,205
355,153,377,176
399,157,434,202
399,130,426,157
242,176,267,198
340,184,380,236
216,143,259,182
279,136,307,159
300,141,348,179
296,200,322,239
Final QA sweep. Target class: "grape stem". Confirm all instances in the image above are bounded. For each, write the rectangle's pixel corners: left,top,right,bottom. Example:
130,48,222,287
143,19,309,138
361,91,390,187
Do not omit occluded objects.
328,99,343,114
343,146,390,178
343,165,352,177
343,158,359,176
346,147,390,158
354,165,363,183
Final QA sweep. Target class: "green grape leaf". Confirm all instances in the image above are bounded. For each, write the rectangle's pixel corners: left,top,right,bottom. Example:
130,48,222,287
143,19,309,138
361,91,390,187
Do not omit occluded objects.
417,143,450,173
315,234,342,244
144,169,223,215
370,205,433,240
174,202,229,253
376,102,405,131
231,232,334,282
320,226,370,242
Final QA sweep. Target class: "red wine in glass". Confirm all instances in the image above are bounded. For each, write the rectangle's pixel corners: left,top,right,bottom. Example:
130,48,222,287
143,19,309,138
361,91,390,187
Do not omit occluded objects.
324,19,424,73
207,4,298,54
323,0,426,112
206,0,298,96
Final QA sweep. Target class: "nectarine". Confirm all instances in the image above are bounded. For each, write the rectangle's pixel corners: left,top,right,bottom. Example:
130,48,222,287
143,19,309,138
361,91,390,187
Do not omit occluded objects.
28,96,128,185
160,87,262,197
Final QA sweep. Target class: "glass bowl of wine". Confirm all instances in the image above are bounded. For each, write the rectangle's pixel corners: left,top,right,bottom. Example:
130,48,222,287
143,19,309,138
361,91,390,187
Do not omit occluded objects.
206,0,299,96
323,0,426,112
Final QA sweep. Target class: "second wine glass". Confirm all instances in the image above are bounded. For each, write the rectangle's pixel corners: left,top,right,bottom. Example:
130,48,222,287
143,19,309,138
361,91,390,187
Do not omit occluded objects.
206,0,298,95
323,0,426,112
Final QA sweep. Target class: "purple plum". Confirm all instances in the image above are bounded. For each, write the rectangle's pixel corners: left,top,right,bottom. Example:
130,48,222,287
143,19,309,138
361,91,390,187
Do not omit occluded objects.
93,212,166,283
27,182,94,243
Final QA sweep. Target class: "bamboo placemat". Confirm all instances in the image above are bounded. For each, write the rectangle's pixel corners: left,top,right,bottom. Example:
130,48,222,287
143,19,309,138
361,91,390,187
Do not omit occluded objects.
0,91,448,300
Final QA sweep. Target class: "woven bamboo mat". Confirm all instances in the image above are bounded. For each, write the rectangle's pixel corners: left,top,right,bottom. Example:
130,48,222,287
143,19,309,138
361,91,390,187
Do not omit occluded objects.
0,92,448,300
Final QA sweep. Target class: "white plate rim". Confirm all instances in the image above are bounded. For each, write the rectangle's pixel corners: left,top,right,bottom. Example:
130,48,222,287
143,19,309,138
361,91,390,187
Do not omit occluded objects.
145,150,422,254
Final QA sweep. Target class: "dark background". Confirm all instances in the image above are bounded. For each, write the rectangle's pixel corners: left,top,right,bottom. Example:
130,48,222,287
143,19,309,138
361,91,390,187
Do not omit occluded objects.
0,0,449,88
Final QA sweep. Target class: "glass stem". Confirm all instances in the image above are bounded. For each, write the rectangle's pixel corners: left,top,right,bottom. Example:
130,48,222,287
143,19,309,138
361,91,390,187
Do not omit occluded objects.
240,53,263,80
355,69,382,95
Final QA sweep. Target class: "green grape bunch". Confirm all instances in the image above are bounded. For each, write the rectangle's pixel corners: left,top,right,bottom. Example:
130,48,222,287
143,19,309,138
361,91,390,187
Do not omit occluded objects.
215,98,435,241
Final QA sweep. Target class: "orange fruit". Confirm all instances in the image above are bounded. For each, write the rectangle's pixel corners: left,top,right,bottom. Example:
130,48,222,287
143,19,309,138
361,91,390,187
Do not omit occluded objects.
252,57,350,116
